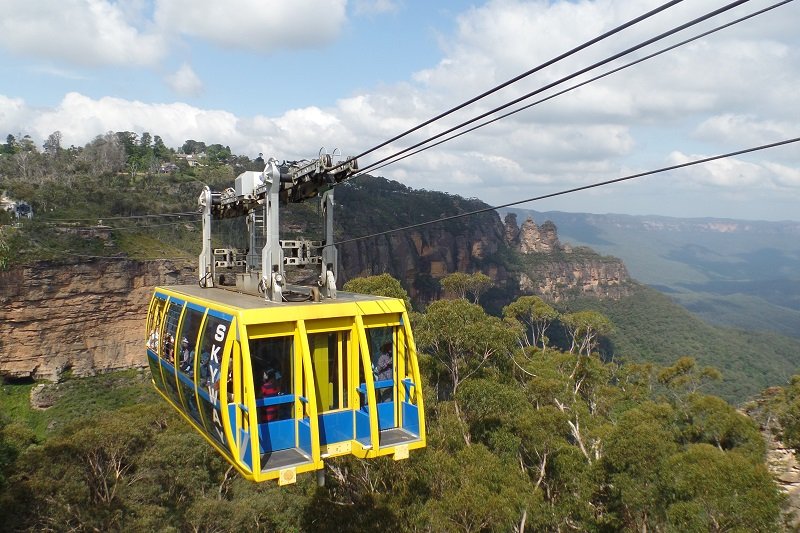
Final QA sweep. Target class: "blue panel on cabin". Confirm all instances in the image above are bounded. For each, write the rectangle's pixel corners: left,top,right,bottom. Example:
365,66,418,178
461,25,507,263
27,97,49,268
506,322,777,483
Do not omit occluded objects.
258,419,295,452
179,380,202,425
299,419,312,455
402,402,420,436
159,356,182,406
227,404,237,437
377,401,396,430
240,428,252,470
356,410,371,443
318,411,354,445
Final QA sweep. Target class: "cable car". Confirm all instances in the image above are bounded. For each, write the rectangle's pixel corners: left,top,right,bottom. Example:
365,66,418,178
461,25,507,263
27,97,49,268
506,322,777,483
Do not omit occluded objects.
145,284,426,484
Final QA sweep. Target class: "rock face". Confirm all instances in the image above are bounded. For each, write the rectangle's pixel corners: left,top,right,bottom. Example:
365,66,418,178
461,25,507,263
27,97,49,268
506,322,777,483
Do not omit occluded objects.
0,258,195,381
339,220,509,304
504,213,631,301
744,393,800,530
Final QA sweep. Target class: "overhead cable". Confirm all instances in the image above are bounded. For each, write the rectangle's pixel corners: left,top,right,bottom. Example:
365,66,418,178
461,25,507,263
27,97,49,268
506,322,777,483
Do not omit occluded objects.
355,0,753,176
48,211,199,222
336,0,686,170
55,220,199,232
333,137,800,246
363,0,793,175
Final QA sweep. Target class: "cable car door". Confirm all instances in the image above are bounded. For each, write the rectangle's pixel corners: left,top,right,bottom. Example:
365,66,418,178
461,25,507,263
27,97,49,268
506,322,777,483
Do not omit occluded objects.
229,340,256,472
308,330,353,454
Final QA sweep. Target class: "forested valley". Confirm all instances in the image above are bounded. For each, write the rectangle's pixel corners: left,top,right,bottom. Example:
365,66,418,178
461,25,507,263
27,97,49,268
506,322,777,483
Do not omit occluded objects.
2,131,800,531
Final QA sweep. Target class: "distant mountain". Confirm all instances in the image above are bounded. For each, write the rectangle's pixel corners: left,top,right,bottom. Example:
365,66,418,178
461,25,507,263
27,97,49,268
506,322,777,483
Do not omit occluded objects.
503,208,800,338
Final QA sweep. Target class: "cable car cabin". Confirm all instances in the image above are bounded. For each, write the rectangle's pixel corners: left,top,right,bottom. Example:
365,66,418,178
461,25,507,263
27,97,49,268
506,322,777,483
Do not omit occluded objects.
145,285,426,485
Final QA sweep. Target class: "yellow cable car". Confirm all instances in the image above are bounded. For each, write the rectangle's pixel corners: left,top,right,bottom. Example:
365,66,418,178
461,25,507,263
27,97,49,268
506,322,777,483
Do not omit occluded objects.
145,284,426,485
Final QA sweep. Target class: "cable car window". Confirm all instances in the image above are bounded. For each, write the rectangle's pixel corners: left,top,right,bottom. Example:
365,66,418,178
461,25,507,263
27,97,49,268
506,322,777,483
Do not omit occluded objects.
147,297,166,354
250,336,293,422
367,326,396,403
197,311,231,443
176,306,204,423
308,331,350,412
178,307,204,375
163,301,181,365
146,296,167,393
161,300,183,405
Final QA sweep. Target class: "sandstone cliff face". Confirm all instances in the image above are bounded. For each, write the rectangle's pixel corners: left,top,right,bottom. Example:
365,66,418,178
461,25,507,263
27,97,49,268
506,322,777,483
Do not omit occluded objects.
505,213,631,301
0,259,195,381
339,220,509,303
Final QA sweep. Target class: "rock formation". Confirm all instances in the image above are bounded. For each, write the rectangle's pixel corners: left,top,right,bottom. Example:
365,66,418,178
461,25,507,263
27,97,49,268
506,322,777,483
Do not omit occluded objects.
504,213,631,301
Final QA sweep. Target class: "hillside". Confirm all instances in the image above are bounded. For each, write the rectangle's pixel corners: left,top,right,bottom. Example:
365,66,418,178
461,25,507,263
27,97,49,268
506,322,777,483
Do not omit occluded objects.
566,284,800,402
505,208,800,338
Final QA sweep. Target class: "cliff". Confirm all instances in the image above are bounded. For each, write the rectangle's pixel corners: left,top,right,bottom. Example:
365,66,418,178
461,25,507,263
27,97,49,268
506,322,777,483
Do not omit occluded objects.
504,213,632,301
334,176,510,304
0,258,195,381
335,176,630,304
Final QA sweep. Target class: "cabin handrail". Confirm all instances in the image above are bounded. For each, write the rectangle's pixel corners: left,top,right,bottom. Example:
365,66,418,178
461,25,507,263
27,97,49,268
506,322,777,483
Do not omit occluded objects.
255,394,296,408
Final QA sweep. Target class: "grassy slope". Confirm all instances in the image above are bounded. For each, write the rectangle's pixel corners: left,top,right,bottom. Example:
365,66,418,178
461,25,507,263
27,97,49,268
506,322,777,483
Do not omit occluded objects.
3,370,158,439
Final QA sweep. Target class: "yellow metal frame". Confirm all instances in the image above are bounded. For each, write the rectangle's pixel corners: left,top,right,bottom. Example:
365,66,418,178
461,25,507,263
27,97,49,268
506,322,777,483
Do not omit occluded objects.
145,285,426,484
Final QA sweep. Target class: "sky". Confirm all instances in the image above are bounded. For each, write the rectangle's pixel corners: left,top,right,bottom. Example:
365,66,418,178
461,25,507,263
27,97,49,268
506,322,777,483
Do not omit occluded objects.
0,0,799,222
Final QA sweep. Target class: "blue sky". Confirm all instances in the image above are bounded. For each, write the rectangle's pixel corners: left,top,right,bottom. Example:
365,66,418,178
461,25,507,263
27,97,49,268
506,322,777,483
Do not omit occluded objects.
1,0,799,221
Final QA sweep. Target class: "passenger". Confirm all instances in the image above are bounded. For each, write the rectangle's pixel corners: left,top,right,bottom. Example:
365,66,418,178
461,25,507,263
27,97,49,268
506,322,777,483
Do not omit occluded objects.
261,369,281,422
163,334,175,363
148,329,159,351
180,337,193,373
374,342,393,402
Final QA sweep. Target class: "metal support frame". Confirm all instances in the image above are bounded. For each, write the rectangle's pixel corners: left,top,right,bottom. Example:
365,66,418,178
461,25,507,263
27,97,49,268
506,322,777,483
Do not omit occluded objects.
198,187,214,287
320,189,337,299
260,159,285,302
198,150,357,301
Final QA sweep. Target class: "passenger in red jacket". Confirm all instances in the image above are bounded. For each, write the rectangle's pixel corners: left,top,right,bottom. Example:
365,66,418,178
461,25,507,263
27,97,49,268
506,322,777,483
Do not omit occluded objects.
261,369,281,422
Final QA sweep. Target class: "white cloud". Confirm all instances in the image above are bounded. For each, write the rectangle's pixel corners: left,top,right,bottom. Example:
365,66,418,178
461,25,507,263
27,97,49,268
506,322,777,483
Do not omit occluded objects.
153,0,347,52
165,63,203,97
0,0,349,64
667,150,770,188
695,114,797,147
0,0,164,67
4,92,240,151
1,0,798,220
764,162,800,188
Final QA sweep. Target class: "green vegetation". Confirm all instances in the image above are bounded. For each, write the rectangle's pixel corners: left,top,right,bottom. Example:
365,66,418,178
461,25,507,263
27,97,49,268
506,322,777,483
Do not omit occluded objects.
342,273,412,308
0,130,249,266
2,370,158,439
566,284,800,402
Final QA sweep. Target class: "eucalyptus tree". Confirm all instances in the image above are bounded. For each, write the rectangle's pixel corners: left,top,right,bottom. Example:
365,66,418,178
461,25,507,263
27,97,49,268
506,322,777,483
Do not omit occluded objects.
503,295,559,350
